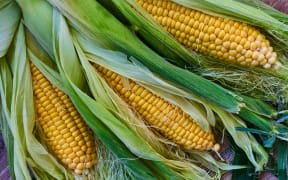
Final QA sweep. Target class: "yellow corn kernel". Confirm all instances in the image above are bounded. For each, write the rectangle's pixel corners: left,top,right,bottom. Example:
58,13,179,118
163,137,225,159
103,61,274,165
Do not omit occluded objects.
30,62,97,175
93,64,218,151
136,0,277,69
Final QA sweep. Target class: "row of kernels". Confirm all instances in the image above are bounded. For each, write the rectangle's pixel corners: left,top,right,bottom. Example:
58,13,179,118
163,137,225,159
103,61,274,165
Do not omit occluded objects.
31,62,97,174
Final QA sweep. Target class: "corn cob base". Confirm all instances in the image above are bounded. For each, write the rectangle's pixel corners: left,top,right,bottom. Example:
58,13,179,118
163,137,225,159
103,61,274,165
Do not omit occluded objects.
30,62,97,175
93,63,220,151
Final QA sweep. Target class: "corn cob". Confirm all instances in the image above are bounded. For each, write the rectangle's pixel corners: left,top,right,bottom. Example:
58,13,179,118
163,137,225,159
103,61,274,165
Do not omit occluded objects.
30,62,97,175
135,0,277,69
93,64,219,151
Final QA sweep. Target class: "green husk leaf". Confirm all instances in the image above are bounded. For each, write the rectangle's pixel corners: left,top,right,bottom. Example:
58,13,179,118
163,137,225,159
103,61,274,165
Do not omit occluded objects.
0,0,20,58
6,22,34,180
231,142,255,180
45,0,242,113
237,109,288,141
212,105,268,171
263,135,276,148
234,0,288,25
235,127,272,136
277,140,288,180
189,151,247,175
1,22,64,179
277,114,288,123
0,57,15,180
0,57,12,123
238,95,277,117
0,112,15,180
238,109,274,132
16,0,54,58
51,10,86,90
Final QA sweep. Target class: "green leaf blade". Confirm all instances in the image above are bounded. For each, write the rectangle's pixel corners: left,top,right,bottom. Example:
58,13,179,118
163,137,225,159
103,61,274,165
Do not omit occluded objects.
277,140,288,180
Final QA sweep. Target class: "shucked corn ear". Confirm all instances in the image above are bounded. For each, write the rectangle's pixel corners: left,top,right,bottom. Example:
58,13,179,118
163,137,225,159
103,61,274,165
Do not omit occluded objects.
136,0,278,69
30,62,97,175
93,64,219,151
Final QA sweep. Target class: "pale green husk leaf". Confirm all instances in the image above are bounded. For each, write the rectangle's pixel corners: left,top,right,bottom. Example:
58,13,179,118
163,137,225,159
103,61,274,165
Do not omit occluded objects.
0,57,15,179
211,105,268,171
234,0,288,24
0,0,20,58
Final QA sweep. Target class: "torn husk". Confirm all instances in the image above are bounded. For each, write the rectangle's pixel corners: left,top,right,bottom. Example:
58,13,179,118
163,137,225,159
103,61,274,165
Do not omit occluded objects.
74,30,268,175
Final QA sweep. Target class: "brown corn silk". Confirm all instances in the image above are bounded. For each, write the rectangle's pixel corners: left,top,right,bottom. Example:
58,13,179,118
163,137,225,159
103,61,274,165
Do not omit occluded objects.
136,0,278,69
30,62,97,175
93,63,220,151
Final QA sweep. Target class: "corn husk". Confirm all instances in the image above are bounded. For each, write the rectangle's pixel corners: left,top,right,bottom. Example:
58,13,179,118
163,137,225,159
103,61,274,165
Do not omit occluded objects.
74,27,268,172
2,23,73,180
0,0,20,58
0,57,15,179
241,0,288,19
105,0,288,105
